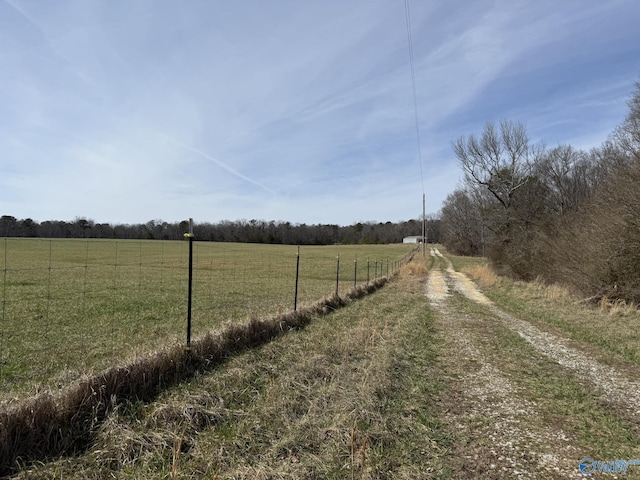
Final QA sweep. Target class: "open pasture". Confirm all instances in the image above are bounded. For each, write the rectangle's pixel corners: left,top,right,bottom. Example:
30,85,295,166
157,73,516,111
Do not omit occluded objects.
0,238,414,399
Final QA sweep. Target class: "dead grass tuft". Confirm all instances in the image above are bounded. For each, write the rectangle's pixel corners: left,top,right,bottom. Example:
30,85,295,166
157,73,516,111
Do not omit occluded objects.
527,276,573,302
462,264,500,288
344,278,387,301
399,261,428,277
599,295,611,311
595,295,637,316
465,266,575,304
605,298,638,317
544,284,572,302
148,393,226,431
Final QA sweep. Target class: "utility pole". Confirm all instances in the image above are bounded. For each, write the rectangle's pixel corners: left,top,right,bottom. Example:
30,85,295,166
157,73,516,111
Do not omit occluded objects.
422,193,426,257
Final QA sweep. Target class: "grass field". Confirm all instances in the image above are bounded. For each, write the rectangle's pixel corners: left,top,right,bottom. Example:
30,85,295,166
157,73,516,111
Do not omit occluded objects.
6,247,640,477
0,238,415,399
9,256,448,479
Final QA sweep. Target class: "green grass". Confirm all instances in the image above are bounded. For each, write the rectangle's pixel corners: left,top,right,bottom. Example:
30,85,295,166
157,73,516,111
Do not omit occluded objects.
11,259,450,479
441,248,487,272
443,247,640,368
0,238,415,398
473,275,640,368
465,296,640,459
441,293,640,473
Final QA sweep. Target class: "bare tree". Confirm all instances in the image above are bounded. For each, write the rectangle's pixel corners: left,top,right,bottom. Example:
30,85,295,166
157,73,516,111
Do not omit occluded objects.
453,120,540,210
612,80,640,160
451,120,551,273
440,189,482,256
535,145,595,215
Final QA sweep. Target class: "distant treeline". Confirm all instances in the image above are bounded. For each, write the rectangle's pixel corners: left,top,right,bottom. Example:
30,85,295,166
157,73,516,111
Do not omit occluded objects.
0,216,441,245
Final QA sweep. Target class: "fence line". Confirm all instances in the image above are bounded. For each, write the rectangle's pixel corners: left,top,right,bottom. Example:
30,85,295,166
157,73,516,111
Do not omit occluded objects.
0,238,418,400
1,239,6,383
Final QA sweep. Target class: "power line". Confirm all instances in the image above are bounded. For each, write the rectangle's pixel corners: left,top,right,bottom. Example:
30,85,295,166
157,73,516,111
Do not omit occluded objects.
404,0,427,255
404,0,425,196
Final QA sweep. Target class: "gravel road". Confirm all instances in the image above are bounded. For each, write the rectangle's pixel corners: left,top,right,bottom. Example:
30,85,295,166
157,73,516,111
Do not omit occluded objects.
426,249,637,478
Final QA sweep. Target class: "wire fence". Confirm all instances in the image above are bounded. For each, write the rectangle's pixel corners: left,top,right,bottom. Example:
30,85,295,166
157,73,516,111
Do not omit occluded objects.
0,237,417,400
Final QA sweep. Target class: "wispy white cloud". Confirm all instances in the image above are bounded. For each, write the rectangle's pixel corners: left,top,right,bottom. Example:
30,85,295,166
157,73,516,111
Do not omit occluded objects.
1,0,639,225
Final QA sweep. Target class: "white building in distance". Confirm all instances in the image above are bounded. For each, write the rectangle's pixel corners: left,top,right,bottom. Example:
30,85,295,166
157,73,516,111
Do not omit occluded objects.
402,235,426,244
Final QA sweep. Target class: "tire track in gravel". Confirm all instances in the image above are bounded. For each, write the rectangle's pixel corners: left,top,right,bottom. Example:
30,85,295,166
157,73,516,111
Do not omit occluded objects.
432,249,640,423
428,249,583,478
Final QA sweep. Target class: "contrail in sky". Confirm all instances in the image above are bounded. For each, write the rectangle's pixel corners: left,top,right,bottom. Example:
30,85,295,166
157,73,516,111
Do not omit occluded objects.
4,0,32,21
159,134,277,196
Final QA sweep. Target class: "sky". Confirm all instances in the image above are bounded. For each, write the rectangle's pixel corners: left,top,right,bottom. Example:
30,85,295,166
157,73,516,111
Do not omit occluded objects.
1,0,639,226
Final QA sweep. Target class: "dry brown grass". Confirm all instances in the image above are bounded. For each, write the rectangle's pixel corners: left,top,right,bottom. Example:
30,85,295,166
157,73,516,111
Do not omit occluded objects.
600,296,639,317
398,259,428,277
461,264,500,289
525,276,574,302
543,283,573,302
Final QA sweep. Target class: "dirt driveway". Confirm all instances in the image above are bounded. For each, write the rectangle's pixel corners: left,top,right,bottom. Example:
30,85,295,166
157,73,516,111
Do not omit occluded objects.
426,249,640,479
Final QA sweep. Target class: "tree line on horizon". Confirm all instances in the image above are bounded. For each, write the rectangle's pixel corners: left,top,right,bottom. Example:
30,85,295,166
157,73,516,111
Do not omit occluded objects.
0,215,441,246
440,78,640,304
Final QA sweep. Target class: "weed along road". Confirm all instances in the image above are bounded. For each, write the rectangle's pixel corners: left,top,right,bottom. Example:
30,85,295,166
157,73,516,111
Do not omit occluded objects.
427,248,640,479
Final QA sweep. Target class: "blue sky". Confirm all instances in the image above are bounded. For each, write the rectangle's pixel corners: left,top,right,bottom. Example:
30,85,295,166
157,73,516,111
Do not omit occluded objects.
1,0,639,226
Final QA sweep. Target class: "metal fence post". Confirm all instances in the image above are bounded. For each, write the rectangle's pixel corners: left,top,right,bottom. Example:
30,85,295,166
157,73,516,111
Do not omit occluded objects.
294,246,300,311
353,257,357,289
184,218,194,350
335,255,340,296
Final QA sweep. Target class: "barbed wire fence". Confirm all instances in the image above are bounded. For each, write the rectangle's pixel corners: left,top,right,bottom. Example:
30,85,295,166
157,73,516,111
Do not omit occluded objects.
0,236,418,400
